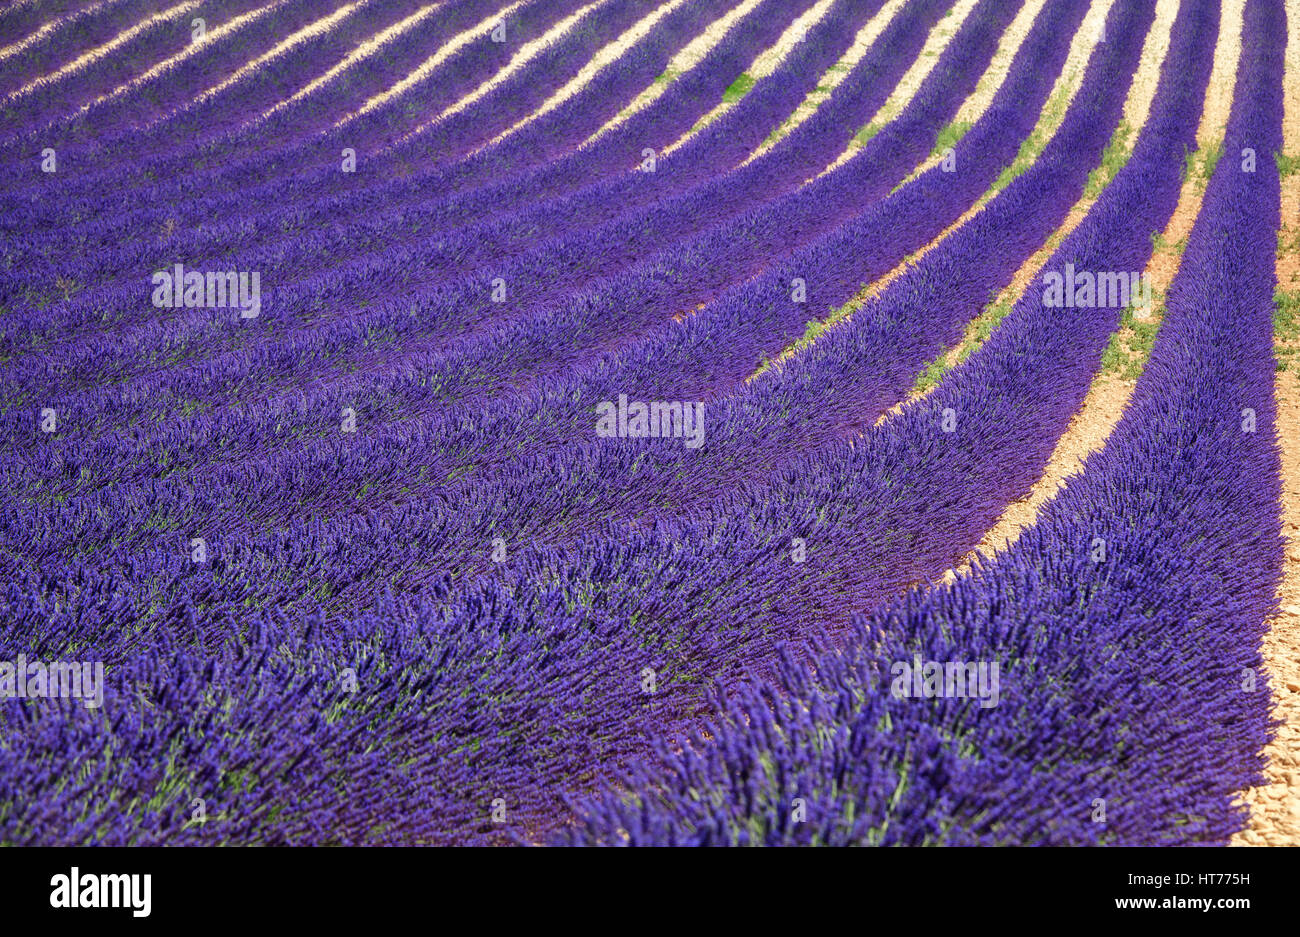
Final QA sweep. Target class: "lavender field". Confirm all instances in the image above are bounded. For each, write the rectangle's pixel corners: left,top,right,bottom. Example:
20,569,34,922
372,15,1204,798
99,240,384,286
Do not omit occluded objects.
1,0,1298,847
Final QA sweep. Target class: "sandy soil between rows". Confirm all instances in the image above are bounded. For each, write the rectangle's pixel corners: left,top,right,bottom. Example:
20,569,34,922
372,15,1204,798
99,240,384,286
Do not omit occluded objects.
1233,0,1300,848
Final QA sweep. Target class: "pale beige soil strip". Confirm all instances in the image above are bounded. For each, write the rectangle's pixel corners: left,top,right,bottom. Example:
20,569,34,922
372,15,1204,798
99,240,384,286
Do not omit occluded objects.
1,0,202,103
658,0,836,157
151,2,362,121
867,0,1174,408
335,0,531,127
0,2,111,66
750,0,1117,379
656,0,891,320
815,0,986,176
734,0,910,166
81,1,285,113
474,0,690,148
938,0,1239,579
865,0,1051,183
858,0,982,130
1235,0,1300,849
584,0,766,144
260,0,445,121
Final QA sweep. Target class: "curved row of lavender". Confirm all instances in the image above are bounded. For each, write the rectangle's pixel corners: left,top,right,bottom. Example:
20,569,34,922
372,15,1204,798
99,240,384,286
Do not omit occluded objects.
0,0,724,308
1,0,1282,846
0,0,804,312
0,0,184,102
561,0,1286,845
1,0,958,485
4,0,1077,581
0,0,855,388
0,0,1149,842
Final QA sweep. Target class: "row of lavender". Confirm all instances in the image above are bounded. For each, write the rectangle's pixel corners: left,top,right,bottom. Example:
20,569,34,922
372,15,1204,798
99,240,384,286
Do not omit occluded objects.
1,0,1282,846
561,0,1287,845
0,0,716,311
0,0,1204,844
0,0,991,843
0,0,958,497
0,0,848,393
3,0,1070,605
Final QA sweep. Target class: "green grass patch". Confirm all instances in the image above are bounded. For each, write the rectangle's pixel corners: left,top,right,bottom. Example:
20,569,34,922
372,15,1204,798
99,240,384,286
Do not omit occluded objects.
1083,120,1133,198
930,120,971,157
955,300,1013,365
907,298,1017,396
1199,140,1222,187
1101,301,1164,381
1275,289,1300,371
1273,289,1299,336
721,72,755,103
855,122,883,146
751,295,863,380
1181,141,1222,190
761,117,793,148
796,315,829,347
911,356,949,393
988,77,1074,195
1280,222,1300,256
